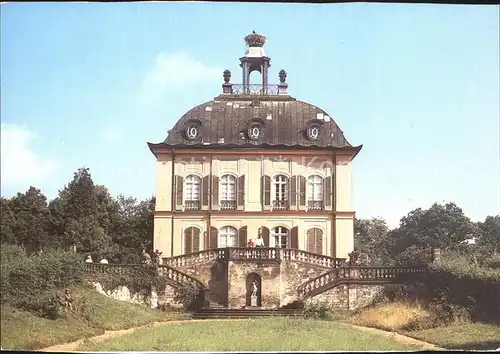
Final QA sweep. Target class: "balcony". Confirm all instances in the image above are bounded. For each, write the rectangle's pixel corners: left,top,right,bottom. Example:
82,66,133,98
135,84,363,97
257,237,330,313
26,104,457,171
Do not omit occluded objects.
308,200,324,211
272,200,289,211
185,200,201,211
220,200,237,211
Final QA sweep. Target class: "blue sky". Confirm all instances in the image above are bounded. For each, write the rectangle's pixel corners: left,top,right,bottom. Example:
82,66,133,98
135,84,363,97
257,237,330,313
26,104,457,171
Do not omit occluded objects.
1,3,499,228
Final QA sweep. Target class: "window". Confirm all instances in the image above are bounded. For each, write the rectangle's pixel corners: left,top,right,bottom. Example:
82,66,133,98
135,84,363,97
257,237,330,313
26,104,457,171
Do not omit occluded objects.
273,175,289,210
307,175,324,210
184,175,201,210
220,174,237,210
272,226,289,248
219,226,238,248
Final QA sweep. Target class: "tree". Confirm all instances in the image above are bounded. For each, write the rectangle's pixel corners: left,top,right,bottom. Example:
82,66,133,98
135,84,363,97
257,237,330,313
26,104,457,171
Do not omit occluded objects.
0,187,52,253
354,217,393,265
476,215,500,256
390,202,477,265
48,168,115,258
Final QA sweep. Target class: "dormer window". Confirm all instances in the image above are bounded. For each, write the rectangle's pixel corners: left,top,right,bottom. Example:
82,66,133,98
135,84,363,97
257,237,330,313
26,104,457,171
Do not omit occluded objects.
185,123,200,141
307,124,321,141
248,123,262,140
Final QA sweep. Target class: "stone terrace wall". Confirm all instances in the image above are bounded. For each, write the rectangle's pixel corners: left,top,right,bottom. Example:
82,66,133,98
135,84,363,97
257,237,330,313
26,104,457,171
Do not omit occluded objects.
305,284,384,311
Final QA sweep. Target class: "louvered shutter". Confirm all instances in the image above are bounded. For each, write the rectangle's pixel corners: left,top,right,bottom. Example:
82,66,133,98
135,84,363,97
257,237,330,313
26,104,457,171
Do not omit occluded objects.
324,176,332,211
289,175,297,210
175,175,183,211
211,175,219,210
201,175,209,210
184,228,193,254
299,175,307,210
261,175,271,210
209,226,218,249
238,226,247,247
237,175,245,211
261,226,270,248
192,228,200,252
290,226,299,249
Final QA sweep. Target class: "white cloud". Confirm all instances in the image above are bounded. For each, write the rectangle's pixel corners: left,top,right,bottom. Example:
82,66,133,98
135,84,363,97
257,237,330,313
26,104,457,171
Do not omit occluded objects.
0,123,58,192
138,51,222,104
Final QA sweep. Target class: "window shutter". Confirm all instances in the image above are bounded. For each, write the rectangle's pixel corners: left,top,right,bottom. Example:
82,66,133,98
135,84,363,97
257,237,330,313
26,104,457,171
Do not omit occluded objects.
238,226,247,247
237,175,245,211
193,228,200,252
184,228,193,254
209,226,218,249
299,175,307,210
201,175,209,210
211,175,219,210
175,175,183,211
290,226,299,249
289,175,297,209
324,176,332,211
261,175,271,210
307,229,315,253
261,226,270,247
316,228,323,255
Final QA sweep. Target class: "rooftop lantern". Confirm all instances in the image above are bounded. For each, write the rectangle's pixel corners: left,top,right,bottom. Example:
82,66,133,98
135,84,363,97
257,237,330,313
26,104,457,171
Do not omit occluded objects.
221,32,288,96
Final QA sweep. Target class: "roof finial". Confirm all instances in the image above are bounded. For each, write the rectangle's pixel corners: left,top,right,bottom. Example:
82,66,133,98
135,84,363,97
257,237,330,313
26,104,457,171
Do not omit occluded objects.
244,31,266,48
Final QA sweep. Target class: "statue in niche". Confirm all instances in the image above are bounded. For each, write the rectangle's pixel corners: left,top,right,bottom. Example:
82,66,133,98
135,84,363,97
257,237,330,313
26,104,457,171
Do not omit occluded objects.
251,280,258,298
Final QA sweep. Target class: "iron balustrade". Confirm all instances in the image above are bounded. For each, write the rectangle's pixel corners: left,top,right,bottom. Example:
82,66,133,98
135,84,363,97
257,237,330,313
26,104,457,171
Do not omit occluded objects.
220,200,237,211
307,200,324,211
231,84,280,95
184,200,201,211
272,200,289,211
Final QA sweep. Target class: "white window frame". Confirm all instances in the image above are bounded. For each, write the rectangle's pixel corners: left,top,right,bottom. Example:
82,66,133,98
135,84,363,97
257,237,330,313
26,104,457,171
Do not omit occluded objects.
184,174,201,201
220,174,236,201
273,175,288,202
272,226,289,248
307,175,323,202
219,226,238,248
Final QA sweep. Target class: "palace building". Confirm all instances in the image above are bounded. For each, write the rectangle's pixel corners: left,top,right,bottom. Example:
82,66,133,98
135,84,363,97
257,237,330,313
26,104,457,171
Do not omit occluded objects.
147,32,362,261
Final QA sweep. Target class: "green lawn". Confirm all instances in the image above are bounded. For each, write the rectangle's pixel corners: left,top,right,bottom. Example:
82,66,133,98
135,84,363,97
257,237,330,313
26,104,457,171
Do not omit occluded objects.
78,317,425,351
405,322,500,350
0,286,188,350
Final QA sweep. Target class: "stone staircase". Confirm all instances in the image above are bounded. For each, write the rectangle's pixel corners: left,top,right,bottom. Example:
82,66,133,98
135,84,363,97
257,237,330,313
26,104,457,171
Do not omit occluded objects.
192,308,303,319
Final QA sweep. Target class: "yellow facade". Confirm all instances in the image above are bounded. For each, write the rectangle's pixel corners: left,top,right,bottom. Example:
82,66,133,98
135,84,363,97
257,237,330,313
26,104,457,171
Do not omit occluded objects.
152,153,355,259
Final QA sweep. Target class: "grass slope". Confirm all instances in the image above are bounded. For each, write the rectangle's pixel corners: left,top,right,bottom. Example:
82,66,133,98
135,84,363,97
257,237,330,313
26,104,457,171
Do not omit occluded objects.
78,317,424,351
0,286,187,350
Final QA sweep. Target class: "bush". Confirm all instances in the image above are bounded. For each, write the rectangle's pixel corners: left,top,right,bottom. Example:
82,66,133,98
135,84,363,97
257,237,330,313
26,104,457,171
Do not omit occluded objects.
173,283,203,311
0,245,85,318
303,301,334,320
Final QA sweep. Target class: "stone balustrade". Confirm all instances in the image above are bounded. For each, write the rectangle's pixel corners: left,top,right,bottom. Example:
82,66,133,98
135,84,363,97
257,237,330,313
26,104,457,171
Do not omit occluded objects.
161,247,346,268
297,266,427,300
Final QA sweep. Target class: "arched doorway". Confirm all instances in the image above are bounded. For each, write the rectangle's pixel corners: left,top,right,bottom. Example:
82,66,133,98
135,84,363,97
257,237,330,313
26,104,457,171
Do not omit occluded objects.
245,272,262,307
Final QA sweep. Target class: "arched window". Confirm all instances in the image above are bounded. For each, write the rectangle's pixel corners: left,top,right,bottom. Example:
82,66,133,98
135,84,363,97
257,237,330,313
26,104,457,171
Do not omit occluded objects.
184,175,201,210
219,226,238,248
307,175,324,210
273,175,289,210
220,174,236,210
306,228,323,254
184,227,200,254
272,226,289,248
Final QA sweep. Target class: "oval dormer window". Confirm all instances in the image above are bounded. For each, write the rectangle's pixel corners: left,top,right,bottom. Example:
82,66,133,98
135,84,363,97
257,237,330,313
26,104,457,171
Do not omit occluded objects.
307,124,321,141
248,123,262,140
185,124,200,141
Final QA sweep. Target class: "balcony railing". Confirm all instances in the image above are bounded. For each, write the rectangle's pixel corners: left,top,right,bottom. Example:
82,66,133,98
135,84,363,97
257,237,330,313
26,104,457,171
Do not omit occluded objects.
272,200,289,211
231,84,280,95
220,200,237,211
185,200,201,211
308,200,324,211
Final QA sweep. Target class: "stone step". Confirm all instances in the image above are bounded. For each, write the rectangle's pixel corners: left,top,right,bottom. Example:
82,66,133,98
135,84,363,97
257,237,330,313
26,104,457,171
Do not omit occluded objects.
192,308,303,319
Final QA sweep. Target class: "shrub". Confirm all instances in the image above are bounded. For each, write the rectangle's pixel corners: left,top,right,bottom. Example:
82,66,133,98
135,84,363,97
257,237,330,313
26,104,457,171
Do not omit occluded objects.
173,283,203,311
303,301,334,320
0,245,85,318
